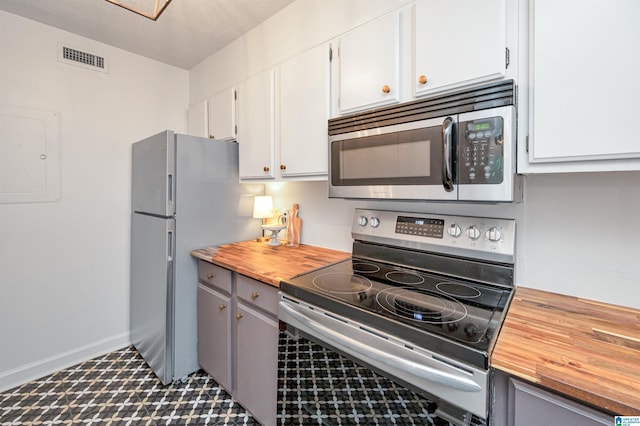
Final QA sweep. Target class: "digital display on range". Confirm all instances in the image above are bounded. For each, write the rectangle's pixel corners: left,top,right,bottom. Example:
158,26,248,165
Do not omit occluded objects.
395,216,444,238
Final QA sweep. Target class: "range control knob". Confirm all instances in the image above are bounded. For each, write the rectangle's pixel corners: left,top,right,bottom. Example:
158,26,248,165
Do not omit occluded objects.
370,217,380,228
466,226,481,240
447,224,462,237
357,216,368,226
464,323,480,339
486,227,502,241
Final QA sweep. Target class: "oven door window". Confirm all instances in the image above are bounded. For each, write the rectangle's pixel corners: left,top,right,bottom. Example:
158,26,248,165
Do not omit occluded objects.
330,126,444,187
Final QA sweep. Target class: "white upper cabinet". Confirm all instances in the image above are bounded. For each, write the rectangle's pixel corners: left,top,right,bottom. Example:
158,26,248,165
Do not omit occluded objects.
187,88,236,141
208,87,236,141
237,44,331,181
414,0,506,97
237,70,275,180
519,0,640,173
278,44,331,178
336,11,402,114
187,99,208,138
333,2,511,116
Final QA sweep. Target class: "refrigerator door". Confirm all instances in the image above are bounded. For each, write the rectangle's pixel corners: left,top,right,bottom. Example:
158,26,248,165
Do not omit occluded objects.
130,212,175,385
170,134,263,380
132,131,176,217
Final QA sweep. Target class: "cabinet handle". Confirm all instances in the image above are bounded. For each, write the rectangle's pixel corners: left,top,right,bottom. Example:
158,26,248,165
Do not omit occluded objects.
418,75,428,85
263,166,270,172
207,273,214,279
382,85,391,94
236,313,243,320
280,164,286,170
251,292,260,300
209,134,215,139
219,304,226,310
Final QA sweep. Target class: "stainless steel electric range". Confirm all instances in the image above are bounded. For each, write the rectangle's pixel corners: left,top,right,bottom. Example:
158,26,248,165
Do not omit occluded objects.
278,208,515,425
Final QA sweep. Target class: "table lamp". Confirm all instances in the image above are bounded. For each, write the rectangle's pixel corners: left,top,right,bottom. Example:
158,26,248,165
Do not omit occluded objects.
252,195,274,242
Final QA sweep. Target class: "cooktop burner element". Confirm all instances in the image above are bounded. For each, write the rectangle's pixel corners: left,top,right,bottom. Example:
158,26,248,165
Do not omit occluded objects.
376,287,468,325
311,273,372,294
436,282,482,299
351,261,380,273
384,270,426,285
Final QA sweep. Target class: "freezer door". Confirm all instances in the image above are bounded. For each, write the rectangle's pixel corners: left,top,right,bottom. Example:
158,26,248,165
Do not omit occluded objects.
132,130,176,217
130,212,175,385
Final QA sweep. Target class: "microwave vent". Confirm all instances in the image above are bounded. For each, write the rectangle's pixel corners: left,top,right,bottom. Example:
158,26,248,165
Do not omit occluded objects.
58,44,109,73
329,80,515,135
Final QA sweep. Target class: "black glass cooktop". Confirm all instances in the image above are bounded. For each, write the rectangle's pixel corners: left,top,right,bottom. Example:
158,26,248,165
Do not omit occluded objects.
280,257,512,362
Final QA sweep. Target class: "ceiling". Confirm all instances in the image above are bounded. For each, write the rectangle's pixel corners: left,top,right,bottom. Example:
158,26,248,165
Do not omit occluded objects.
0,0,296,70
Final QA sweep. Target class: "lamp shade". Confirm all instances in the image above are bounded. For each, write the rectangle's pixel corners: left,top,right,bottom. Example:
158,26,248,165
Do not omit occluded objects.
252,196,274,219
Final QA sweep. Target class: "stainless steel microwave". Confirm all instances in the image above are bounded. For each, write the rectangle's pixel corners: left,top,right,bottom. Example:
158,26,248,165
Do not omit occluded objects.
328,80,521,202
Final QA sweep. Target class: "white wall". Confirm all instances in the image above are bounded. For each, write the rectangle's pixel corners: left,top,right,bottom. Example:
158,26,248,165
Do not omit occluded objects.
190,0,640,310
0,11,188,391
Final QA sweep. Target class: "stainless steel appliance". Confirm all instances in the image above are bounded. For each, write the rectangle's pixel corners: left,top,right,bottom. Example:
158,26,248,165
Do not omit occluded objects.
328,80,520,202
278,208,515,425
130,130,261,385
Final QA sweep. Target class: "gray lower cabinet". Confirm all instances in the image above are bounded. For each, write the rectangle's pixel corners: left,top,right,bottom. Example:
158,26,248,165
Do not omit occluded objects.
197,260,278,426
492,370,611,426
197,283,232,390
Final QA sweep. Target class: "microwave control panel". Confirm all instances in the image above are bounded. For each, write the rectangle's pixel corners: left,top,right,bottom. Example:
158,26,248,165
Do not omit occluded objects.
458,116,504,184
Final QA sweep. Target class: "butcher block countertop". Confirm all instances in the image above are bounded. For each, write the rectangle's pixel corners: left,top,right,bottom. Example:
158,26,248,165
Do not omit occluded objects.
191,240,350,287
492,286,640,415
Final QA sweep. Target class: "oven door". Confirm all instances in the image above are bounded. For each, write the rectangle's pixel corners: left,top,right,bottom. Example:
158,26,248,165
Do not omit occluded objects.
329,116,458,201
278,294,489,424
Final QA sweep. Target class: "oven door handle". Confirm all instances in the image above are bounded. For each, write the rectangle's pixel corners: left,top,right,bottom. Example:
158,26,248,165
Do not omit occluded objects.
280,302,481,393
442,116,455,192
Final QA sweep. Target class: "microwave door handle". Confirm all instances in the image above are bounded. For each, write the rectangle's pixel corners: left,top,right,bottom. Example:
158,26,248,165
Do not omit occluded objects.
442,117,455,192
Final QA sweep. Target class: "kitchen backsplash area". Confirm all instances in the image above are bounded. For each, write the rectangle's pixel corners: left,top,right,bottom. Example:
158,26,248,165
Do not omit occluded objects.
266,171,640,310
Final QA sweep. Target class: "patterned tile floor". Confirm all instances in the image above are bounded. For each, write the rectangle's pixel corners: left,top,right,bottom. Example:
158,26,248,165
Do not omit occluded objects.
277,331,486,426
1,337,486,426
0,346,256,426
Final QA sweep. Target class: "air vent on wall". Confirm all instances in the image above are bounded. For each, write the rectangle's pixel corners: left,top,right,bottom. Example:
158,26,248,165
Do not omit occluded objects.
58,44,109,73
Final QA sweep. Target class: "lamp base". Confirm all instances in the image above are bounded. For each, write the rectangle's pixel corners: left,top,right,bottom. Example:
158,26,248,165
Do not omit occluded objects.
256,236,270,242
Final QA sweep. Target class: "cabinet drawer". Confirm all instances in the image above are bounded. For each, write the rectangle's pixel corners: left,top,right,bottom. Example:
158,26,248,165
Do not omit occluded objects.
198,260,232,294
236,274,278,316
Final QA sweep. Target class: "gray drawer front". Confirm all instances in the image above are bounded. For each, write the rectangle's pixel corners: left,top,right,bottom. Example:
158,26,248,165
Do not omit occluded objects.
198,260,232,294
237,274,278,316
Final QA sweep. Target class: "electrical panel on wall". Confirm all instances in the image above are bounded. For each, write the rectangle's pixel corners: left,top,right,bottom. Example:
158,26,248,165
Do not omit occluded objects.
0,103,61,204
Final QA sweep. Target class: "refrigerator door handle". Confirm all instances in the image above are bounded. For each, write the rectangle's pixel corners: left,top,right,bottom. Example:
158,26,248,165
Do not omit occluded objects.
167,230,174,261
167,173,174,206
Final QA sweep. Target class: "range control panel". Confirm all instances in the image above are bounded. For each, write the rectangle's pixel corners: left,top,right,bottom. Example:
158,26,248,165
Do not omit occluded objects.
352,208,515,264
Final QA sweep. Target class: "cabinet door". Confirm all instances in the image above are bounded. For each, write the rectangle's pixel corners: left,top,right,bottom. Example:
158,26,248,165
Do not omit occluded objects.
278,44,331,178
235,302,278,426
509,378,611,426
237,69,275,179
338,11,401,114
527,0,640,167
197,284,232,391
208,87,236,141
187,99,208,138
414,0,506,97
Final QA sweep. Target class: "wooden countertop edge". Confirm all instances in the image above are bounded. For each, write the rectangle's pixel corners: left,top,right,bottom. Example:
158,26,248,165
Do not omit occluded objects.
191,242,350,288
492,286,640,415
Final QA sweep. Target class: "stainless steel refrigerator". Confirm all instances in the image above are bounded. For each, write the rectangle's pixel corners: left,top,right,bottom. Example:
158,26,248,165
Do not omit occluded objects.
130,130,262,385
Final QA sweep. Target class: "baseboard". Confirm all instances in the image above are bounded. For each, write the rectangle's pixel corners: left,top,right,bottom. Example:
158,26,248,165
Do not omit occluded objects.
0,332,131,393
